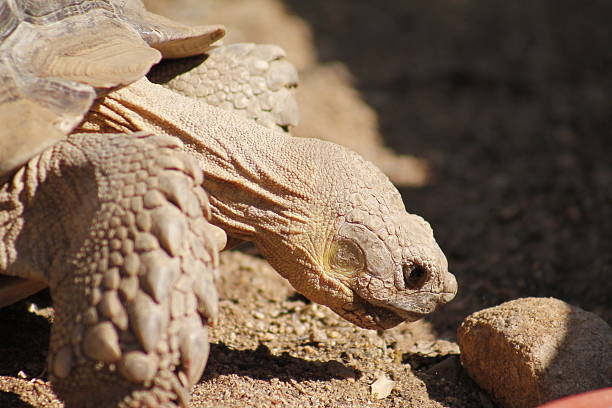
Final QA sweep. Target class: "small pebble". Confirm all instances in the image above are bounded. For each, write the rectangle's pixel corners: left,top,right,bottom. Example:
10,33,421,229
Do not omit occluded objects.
262,333,275,341
303,345,316,355
371,373,395,399
310,329,328,343
294,324,307,337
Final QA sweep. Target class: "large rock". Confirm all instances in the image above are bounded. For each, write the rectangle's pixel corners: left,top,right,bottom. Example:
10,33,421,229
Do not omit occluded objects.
457,297,612,408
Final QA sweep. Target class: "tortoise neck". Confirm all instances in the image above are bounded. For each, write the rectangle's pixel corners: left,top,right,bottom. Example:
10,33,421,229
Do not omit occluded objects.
83,78,321,243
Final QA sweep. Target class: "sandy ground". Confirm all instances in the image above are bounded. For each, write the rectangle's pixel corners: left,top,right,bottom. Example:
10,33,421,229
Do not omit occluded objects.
1,1,611,407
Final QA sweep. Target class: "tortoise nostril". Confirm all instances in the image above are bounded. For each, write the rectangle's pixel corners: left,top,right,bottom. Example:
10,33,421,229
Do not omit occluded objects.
403,264,428,290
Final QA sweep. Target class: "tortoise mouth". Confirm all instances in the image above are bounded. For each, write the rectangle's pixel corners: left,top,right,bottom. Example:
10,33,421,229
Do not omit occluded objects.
337,295,427,330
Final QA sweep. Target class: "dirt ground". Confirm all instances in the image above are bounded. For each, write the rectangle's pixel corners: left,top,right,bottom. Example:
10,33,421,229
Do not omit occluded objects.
1,1,611,407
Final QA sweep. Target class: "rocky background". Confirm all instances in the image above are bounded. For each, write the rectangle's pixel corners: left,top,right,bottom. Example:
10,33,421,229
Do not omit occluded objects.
1,1,611,407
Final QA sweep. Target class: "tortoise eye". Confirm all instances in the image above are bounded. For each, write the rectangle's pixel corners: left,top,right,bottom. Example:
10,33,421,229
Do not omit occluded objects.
329,238,365,274
403,264,428,289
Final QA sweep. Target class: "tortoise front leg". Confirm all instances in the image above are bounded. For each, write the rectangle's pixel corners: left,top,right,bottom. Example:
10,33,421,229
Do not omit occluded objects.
33,133,219,407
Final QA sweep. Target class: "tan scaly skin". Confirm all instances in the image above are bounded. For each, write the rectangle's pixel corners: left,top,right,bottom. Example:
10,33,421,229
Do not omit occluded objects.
0,132,219,407
80,78,457,331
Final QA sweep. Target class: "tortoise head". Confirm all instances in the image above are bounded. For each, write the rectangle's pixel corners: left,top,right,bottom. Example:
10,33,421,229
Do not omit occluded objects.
256,142,457,330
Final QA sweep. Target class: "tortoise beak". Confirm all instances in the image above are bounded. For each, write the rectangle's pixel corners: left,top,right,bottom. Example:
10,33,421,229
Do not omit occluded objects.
440,271,457,303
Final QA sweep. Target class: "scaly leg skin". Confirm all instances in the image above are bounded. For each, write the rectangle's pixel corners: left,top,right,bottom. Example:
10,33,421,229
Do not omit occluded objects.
148,43,299,131
32,133,218,407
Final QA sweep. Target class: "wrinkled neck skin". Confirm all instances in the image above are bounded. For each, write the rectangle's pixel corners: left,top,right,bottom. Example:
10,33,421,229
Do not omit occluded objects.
201,136,336,245
187,132,367,313
191,129,327,243
190,127,342,270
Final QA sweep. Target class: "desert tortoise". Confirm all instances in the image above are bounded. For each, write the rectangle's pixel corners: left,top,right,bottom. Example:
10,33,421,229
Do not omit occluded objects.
0,0,457,407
